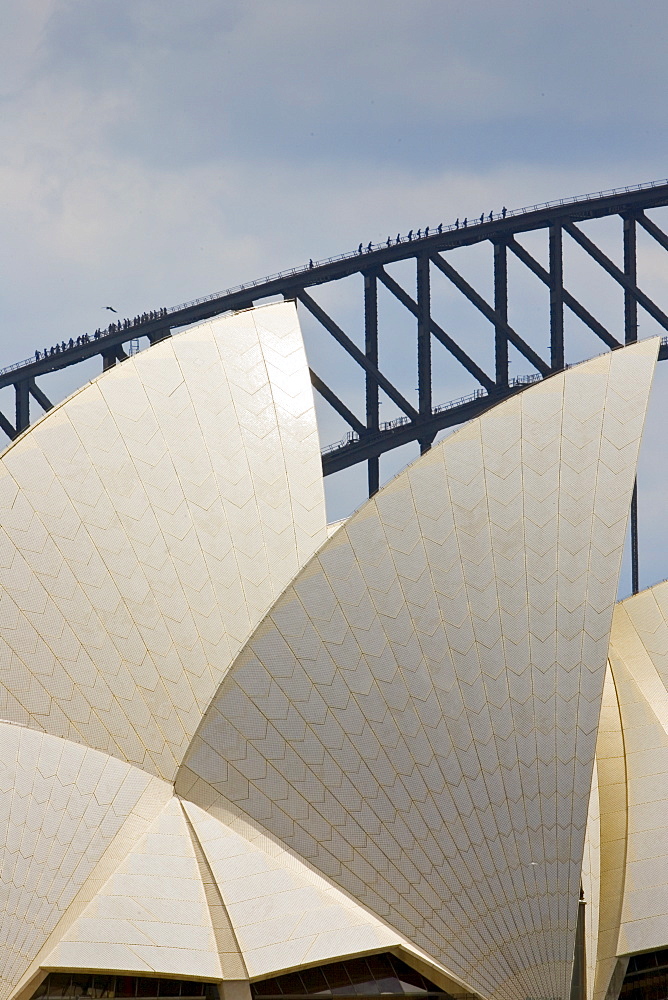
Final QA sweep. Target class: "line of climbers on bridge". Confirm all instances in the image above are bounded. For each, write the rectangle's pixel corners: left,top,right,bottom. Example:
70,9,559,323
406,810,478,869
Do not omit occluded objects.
9,177,668,380
34,308,169,362
32,204,512,361
348,206,509,259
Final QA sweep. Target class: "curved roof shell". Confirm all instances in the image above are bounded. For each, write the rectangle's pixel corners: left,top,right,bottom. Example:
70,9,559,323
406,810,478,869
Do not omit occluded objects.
177,339,658,1000
0,303,326,780
0,301,661,1000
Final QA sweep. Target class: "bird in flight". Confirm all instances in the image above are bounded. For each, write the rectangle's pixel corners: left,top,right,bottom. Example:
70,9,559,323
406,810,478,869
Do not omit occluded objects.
103,306,117,313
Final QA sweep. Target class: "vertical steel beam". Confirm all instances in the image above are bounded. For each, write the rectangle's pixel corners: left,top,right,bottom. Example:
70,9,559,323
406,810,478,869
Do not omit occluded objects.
417,254,432,454
625,215,639,595
623,215,638,344
549,222,565,371
14,380,29,434
493,241,509,388
102,349,117,371
364,271,379,497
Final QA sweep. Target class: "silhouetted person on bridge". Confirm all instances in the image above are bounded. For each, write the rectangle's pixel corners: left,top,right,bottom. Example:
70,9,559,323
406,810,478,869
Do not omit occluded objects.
35,351,40,361
396,234,401,243
408,230,413,241
463,218,467,227
367,242,372,252
438,223,442,233
455,219,459,229
69,338,74,349
309,259,313,268
502,206,507,218
358,243,363,254
488,211,493,221
480,214,484,225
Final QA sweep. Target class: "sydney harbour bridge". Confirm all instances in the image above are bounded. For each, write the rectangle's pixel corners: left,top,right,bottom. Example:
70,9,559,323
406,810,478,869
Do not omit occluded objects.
4,178,668,594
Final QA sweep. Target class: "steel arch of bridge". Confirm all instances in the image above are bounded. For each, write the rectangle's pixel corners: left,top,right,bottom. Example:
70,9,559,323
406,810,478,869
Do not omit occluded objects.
4,179,668,589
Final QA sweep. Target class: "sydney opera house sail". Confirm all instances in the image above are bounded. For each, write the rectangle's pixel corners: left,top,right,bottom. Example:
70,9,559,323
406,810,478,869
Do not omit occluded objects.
0,300,666,1000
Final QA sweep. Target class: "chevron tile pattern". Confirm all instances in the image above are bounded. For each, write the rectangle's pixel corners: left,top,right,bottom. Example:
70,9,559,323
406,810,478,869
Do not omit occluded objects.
0,724,170,999
178,340,658,1000
44,797,230,980
181,799,415,980
0,309,660,1000
0,302,327,781
607,584,668,959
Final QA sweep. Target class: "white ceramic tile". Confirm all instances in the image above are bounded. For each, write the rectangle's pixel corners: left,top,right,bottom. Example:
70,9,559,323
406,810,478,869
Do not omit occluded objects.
176,340,658,1000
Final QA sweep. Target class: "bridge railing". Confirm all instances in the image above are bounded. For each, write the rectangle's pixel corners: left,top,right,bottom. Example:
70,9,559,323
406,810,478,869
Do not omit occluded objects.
3,177,668,385
320,374,543,456
165,176,668,312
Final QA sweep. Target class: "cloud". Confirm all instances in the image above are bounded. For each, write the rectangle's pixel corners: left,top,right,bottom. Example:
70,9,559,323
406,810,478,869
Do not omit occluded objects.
0,0,667,579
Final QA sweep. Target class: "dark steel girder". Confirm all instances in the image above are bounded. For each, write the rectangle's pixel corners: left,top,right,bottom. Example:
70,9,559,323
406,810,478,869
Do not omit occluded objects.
5,183,668,397
295,288,419,420
638,211,668,251
428,253,551,376
2,180,668,509
506,237,621,349
376,268,495,389
309,370,365,435
564,220,668,333
321,383,528,476
3,180,668,596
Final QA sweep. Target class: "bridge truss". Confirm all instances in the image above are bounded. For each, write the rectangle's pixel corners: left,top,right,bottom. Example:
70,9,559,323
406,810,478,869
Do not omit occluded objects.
4,179,668,592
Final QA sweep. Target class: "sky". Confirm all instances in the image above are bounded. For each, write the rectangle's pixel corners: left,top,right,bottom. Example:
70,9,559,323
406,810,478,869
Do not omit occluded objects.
1,0,667,592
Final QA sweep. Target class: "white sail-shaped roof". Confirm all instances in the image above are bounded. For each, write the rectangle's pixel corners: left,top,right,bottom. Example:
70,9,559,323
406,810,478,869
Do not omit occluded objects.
0,302,327,781
177,340,658,1000
599,582,668,986
0,306,661,1000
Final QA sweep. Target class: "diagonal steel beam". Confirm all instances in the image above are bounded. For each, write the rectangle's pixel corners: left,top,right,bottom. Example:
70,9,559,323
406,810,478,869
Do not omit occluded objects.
637,211,668,252
376,268,495,390
564,221,668,332
28,379,53,412
506,237,620,348
295,289,419,420
309,370,366,435
0,410,16,440
429,253,551,376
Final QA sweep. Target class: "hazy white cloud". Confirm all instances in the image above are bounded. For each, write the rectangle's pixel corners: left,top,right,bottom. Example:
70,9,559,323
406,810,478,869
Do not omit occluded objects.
0,0,666,585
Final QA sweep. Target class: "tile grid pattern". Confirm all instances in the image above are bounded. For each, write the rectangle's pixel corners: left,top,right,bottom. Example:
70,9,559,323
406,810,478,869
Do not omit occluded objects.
582,756,600,1000
0,302,327,781
45,797,225,980
180,799,432,983
177,340,657,1000
590,665,627,1000
0,723,170,1000
608,584,668,958
0,313,658,1000
40,789,456,993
